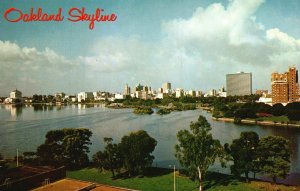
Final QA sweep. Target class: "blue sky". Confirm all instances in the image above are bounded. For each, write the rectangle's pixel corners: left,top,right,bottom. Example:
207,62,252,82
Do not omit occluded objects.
1,0,300,96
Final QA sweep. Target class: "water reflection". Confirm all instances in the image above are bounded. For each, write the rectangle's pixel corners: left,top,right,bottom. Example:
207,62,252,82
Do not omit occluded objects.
267,126,300,168
0,104,107,119
32,104,54,112
3,104,22,120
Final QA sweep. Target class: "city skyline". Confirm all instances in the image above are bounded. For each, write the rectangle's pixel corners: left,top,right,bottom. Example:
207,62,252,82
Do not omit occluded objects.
1,0,300,96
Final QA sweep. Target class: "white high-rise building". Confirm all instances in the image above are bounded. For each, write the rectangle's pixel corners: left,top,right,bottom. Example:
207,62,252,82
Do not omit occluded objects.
226,72,252,96
176,88,184,98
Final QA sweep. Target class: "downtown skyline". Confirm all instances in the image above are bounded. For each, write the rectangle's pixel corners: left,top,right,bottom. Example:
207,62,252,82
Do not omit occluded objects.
1,0,300,96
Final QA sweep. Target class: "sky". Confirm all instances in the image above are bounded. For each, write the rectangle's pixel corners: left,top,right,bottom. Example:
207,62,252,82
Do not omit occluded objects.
1,0,300,96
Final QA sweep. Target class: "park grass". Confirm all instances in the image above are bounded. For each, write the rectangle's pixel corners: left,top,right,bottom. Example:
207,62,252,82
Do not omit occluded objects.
67,167,264,191
256,115,289,123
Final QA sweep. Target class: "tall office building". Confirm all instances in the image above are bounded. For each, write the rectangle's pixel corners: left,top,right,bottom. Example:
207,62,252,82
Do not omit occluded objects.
271,66,299,104
124,84,131,96
288,67,300,102
226,72,252,96
271,73,288,103
162,82,171,93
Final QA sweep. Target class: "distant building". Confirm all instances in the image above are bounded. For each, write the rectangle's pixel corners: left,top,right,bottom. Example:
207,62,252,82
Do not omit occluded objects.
135,83,144,92
195,91,203,97
208,89,217,97
77,92,94,102
7,89,23,104
175,88,184,98
218,86,227,97
69,96,77,102
158,88,163,93
143,86,149,92
10,89,22,99
255,90,268,95
115,93,125,100
135,91,150,100
288,67,300,102
187,90,196,97
271,73,288,103
124,84,131,96
54,92,65,98
141,91,151,100
271,66,300,104
226,72,252,96
156,93,168,99
258,93,272,105
162,82,171,93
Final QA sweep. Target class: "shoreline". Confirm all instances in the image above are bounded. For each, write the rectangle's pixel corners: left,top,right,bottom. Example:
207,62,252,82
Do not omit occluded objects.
212,117,300,128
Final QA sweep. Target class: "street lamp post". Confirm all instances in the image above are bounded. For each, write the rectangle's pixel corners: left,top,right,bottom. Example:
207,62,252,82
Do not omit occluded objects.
173,165,176,191
169,165,176,191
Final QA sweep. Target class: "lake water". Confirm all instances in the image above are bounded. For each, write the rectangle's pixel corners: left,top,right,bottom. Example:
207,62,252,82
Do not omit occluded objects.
1,104,300,176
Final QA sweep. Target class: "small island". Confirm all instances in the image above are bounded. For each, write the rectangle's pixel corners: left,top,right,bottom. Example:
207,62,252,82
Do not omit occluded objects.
133,107,154,115
157,108,171,115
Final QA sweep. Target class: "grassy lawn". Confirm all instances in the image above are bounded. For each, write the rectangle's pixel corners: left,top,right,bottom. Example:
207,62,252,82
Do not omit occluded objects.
256,116,289,123
67,167,264,191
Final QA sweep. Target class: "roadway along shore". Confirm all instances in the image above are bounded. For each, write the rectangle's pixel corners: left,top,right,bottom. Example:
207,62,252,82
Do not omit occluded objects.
212,117,300,128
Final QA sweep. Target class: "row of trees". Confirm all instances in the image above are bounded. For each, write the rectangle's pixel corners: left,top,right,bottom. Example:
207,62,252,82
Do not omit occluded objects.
213,101,300,121
0,129,158,185
16,128,157,176
175,115,291,191
119,95,259,108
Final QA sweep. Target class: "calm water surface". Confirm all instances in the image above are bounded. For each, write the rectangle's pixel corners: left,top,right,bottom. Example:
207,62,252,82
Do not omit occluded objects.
1,104,300,175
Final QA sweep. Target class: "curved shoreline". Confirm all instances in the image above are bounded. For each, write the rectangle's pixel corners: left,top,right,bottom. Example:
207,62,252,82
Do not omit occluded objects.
212,117,300,128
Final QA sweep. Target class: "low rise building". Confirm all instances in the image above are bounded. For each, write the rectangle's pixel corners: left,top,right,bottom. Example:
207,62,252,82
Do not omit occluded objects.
115,93,125,100
10,89,22,99
156,93,168,99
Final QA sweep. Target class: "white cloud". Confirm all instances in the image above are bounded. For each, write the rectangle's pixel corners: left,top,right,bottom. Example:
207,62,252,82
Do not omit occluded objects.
79,37,153,72
0,41,74,95
157,0,300,90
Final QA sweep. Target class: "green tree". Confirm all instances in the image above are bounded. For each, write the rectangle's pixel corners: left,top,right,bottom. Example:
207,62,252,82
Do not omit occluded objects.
175,115,226,191
23,151,38,165
93,138,122,177
37,140,64,166
287,110,300,121
37,128,92,168
285,102,300,111
257,136,291,183
234,108,249,119
271,103,286,116
119,130,157,176
226,131,259,182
